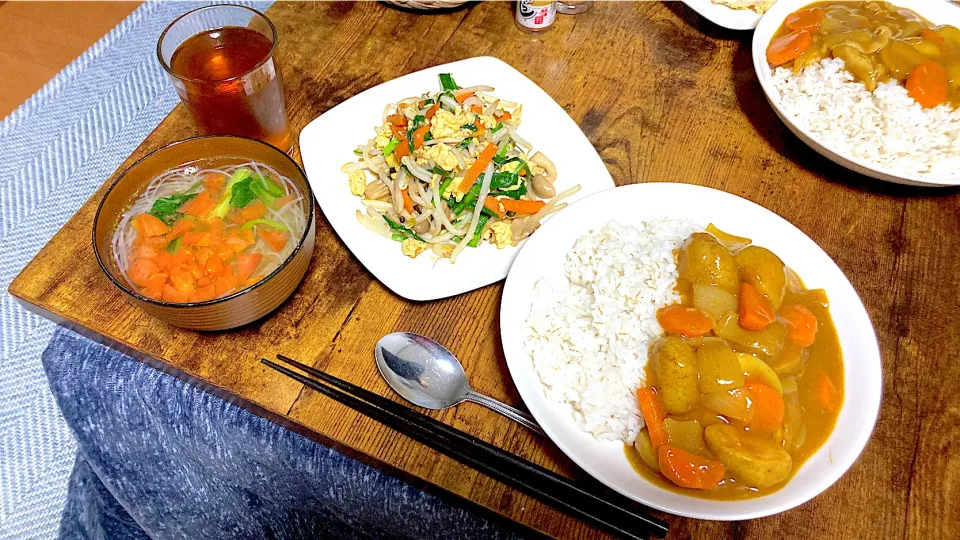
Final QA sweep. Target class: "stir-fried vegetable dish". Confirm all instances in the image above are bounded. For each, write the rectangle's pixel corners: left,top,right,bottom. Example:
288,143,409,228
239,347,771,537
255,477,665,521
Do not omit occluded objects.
344,73,580,262
625,226,844,499
767,1,960,109
112,162,306,303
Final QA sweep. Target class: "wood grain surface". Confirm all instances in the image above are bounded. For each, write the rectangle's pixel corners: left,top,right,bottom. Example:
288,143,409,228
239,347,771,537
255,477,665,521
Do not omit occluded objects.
0,1,140,117
9,2,960,538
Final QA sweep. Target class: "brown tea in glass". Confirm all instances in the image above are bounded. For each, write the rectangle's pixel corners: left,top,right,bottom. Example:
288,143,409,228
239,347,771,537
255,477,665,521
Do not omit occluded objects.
158,5,292,153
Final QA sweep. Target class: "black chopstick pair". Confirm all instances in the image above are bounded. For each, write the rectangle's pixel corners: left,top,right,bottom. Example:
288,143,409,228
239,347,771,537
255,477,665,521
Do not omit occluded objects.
262,355,668,539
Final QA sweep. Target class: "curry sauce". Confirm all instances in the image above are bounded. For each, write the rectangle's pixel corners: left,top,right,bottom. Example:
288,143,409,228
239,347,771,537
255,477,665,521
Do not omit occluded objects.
767,1,960,109
625,227,844,500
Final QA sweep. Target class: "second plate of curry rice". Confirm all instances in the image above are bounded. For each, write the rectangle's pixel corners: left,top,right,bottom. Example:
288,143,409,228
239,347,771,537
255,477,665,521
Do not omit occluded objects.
500,183,881,520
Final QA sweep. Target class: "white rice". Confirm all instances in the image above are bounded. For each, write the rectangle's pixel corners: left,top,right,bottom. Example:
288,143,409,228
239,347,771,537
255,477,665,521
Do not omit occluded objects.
523,219,698,444
771,57,960,178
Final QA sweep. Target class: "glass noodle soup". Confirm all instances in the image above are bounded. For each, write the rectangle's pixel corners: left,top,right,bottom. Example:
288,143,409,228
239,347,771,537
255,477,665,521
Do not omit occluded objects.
112,162,306,303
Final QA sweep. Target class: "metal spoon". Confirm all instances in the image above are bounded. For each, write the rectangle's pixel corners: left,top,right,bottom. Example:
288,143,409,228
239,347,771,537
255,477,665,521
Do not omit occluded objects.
375,332,545,435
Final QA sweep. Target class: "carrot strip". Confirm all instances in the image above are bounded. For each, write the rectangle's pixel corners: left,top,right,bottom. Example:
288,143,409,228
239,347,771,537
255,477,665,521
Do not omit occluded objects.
483,197,505,218
469,104,484,114
472,120,486,136
744,383,784,432
387,113,407,127
739,283,776,331
455,91,475,103
401,188,414,214
658,445,725,490
425,102,441,120
657,305,713,337
497,198,546,215
394,133,411,160
636,387,668,449
412,125,430,150
496,110,513,121
456,143,497,193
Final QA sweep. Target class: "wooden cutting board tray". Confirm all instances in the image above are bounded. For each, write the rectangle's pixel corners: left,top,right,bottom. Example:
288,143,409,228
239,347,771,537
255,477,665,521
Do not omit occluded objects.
10,2,960,538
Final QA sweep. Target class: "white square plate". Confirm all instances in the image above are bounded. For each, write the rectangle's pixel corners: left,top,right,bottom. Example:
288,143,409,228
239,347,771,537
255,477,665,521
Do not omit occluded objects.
299,56,614,301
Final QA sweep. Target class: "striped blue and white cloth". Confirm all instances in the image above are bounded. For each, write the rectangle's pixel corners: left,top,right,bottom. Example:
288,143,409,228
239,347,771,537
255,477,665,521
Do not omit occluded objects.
2,3,520,538
1,3,231,535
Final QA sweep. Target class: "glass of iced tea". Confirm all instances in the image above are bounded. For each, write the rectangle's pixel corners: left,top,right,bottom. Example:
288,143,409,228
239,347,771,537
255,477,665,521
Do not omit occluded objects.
157,5,292,153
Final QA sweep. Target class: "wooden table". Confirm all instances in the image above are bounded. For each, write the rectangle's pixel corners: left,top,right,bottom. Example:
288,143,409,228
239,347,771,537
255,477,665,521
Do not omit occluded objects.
9,2,960,538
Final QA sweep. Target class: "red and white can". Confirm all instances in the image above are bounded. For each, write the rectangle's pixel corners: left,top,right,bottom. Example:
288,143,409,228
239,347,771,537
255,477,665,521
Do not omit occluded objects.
515,0,557,33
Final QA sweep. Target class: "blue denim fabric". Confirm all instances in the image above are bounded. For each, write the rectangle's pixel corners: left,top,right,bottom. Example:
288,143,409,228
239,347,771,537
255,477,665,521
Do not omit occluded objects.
43,327,523,539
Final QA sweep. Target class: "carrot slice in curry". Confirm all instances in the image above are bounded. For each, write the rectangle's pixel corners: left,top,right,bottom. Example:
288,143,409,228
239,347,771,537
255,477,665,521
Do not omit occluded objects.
657,305,713,337
907,61,948,109
658,445,725,490
739,283,776,331
785,8,824,32
766,30,812,67
744,383,784,432
637,387,668,449
781,304,818,347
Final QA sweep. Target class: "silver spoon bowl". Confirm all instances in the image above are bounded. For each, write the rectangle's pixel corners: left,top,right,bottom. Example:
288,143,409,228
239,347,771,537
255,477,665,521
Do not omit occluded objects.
375,332,544,435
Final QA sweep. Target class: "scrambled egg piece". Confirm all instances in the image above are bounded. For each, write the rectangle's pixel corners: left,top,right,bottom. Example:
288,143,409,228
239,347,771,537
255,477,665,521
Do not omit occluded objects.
348,170,366,197
435,244,455,258
490,221,513,249
431,109,471,139
418,143,459,172
499,161,523,174
477,114,498,129
385,154,399,169
401,238,426,258
375,133,391,149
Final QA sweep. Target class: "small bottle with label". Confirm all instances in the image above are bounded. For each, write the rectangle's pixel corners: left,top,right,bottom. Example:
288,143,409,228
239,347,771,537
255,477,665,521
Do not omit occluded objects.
515,0,557,34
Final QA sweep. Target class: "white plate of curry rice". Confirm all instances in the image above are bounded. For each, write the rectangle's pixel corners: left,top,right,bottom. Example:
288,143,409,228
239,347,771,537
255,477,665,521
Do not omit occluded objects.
753,0,960,187
500,183,882,519
681,0,772,30
299,56,613,301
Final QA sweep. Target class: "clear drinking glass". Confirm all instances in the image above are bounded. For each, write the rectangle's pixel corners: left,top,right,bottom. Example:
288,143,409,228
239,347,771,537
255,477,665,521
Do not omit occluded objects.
557,0,592,15
157,5,292,153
